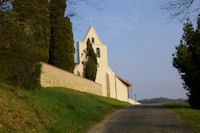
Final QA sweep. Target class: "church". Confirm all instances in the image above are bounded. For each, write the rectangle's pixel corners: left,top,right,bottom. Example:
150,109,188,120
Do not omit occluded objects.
74,25,139,104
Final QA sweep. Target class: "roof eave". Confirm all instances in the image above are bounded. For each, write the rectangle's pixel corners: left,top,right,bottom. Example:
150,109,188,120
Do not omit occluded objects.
116,75,133,87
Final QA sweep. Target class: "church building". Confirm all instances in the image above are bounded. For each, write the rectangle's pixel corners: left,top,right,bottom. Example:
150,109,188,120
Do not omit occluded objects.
74,25,139,104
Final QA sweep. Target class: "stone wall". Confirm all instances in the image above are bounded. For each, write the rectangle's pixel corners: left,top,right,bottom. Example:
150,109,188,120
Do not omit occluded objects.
40,62,102,96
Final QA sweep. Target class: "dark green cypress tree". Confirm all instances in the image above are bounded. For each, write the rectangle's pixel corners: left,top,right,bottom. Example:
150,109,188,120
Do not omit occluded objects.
0,0,50,89
173,18,200,109
84,39,98,81
37,0,51,62
49,0,75,72
12,0,50,62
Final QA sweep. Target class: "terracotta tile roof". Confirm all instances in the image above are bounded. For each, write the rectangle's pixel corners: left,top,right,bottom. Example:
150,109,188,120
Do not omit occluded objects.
116,75,133,87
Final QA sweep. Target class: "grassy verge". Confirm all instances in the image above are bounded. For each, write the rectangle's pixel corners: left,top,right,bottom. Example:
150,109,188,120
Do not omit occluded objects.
163,102,200,133
0,83,129,133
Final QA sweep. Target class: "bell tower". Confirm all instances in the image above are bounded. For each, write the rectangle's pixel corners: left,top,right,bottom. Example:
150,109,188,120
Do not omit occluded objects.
74,25,109,77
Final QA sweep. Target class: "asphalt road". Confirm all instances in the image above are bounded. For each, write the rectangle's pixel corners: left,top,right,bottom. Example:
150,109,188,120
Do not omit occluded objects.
87,104,191,133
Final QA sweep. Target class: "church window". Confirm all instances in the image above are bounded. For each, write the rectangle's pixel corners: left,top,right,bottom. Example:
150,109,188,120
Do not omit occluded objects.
96,48,100,58
87,38,91,44
92,37,95,43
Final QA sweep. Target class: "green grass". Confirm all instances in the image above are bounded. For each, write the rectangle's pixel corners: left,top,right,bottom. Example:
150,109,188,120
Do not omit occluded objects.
163,102,200,133
0,82,129,133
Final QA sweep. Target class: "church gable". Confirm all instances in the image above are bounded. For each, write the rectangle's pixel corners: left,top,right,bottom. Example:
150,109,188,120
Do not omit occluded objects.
83,25,102,45
73,25,139,104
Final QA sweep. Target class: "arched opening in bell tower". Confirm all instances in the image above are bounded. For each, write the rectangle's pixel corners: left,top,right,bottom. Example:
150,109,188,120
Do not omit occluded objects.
96,48,100,58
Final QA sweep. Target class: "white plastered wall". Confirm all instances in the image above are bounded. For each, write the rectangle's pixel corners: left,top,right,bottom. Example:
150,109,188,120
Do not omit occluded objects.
73,25,140,104
74,25,111,97
116,78,129,102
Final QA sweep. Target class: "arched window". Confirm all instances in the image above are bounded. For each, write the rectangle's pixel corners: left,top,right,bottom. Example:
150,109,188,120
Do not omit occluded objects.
87,38,91,45
77,71,80,76
96,48,100,58
92,37,95,43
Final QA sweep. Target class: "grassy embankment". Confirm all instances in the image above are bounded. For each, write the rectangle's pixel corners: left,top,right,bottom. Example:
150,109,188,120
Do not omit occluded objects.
163,102,200,133
0,82,129,133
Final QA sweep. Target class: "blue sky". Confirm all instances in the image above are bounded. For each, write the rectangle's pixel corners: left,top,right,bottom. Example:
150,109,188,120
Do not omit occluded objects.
68,0,188,100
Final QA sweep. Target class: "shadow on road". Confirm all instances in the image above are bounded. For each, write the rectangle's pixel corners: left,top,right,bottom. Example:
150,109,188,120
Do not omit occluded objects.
87,104,192,133
127,104,168,110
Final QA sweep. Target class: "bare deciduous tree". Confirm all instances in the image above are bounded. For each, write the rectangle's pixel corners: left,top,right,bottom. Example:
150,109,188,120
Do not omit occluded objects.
66,0,105,18
162,0,200,19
